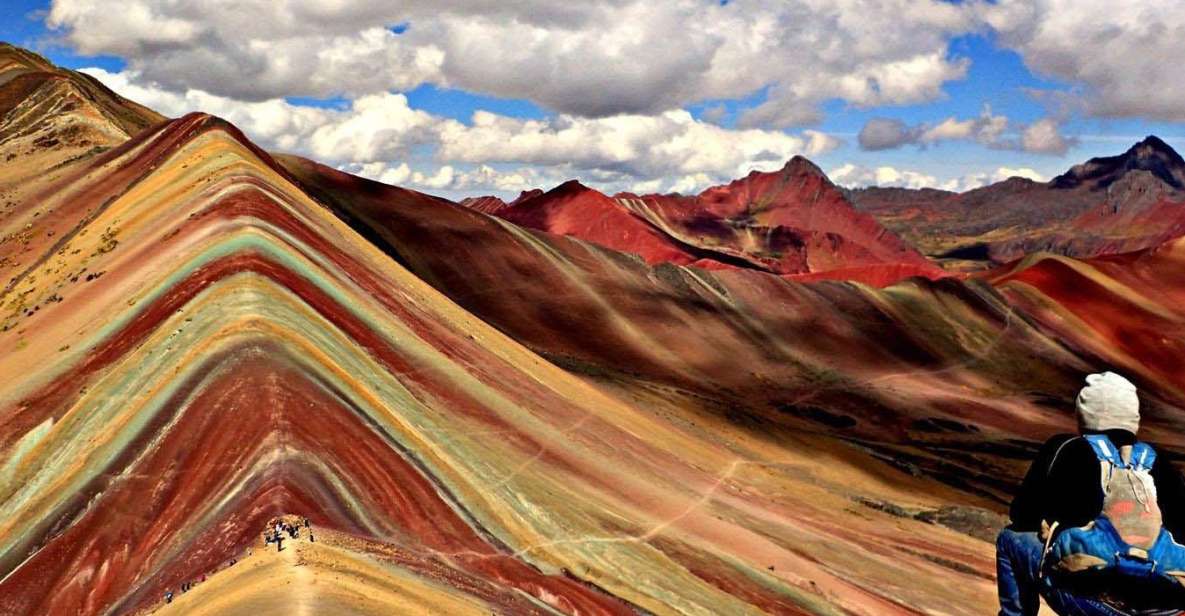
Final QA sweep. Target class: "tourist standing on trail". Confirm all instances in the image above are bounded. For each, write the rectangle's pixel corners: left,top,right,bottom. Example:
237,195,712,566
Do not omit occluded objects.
997,372,1185,615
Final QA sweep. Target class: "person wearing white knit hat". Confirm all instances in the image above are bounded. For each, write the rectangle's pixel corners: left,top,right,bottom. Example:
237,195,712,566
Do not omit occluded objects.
997,372,1185,616
1076,371,1141,435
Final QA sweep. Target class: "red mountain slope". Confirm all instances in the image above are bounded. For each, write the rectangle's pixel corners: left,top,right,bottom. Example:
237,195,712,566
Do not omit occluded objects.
466,157,945,286
457,195,507,215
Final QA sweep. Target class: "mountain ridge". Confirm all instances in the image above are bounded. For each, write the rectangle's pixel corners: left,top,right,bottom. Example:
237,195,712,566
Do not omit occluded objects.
848,135,1185,266
1052,135,1185,190
461,155,945,285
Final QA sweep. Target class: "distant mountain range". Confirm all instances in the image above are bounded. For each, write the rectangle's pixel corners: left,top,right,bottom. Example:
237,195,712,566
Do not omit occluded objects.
848,135,1185,267
457,132,1185,282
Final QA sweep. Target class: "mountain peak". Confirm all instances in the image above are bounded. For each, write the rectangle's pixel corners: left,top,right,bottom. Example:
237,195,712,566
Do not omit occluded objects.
509,188,544,206
0,42,56,73
1136,134,1174,149
1128,134,1185,165
780,155,827,178
548,179,603,198
1052,134,1185,190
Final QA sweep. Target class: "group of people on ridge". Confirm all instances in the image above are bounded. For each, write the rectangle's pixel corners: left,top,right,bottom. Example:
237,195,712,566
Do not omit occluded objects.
263,516,313,552
162,516,313,606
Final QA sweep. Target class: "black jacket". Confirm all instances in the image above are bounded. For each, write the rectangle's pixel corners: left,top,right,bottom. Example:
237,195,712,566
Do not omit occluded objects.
1009,430,1185,538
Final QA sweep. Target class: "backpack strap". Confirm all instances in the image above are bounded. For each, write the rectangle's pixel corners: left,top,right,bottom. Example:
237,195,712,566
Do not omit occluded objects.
1083,434,1125,467
1130,442,1157,472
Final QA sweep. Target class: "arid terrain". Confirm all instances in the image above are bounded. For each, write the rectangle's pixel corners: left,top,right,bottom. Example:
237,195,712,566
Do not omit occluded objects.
2,43,1185,615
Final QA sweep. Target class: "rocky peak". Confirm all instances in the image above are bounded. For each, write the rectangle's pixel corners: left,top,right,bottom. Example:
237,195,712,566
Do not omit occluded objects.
550,179,594,195
1052,135,1185,191
780,155,828,179
509,189,544,207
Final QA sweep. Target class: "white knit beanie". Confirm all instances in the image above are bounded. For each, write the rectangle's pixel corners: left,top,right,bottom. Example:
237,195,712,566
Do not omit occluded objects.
1076,371,1140,434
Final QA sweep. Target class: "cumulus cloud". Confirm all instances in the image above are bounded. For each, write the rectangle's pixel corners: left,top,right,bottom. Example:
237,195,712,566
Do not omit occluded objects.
856,107,1074,154
831,164,943,190
345,161,559,195
993,166,1046,182
857,118,923,151
436,109,840,180
920,110,1008,145
983,0,1185,122
83,68,839,196
48,0,979,125
1019,117,1073,155
831,163,1047,191
347,161,751,198
350,161,412,186
82,68,446,163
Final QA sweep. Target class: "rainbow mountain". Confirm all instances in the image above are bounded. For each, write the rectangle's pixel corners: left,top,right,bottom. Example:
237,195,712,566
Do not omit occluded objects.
2,43,1185,615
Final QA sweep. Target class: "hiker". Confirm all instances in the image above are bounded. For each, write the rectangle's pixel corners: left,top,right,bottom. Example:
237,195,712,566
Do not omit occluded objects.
997,372,1185,615
165,591,173,604
275,533,284,552
308,532,314,543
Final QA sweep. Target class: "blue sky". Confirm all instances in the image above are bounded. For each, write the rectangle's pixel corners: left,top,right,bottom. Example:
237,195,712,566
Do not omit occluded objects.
6,0,1185,198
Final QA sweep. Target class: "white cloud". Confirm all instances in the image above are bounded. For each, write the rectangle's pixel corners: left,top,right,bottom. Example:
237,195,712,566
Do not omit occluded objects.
347,161,550,195
831,163,1047,191
628,178,665,195
919,110,1008,145
49,0,980,126
1019,117,1072,155
856,107,1074,154
436,109,840,181
831,163,942,190
353,161,412,185
85,67,840,194
992,166,1046,183
857,118,921,151
951,167,1047,191
983,0,1185,122
667,173,717,195
82,68,445,163
412,165,456,190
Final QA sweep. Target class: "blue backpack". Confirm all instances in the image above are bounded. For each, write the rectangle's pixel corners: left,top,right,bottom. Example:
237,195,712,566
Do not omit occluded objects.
1044,434,1185,587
